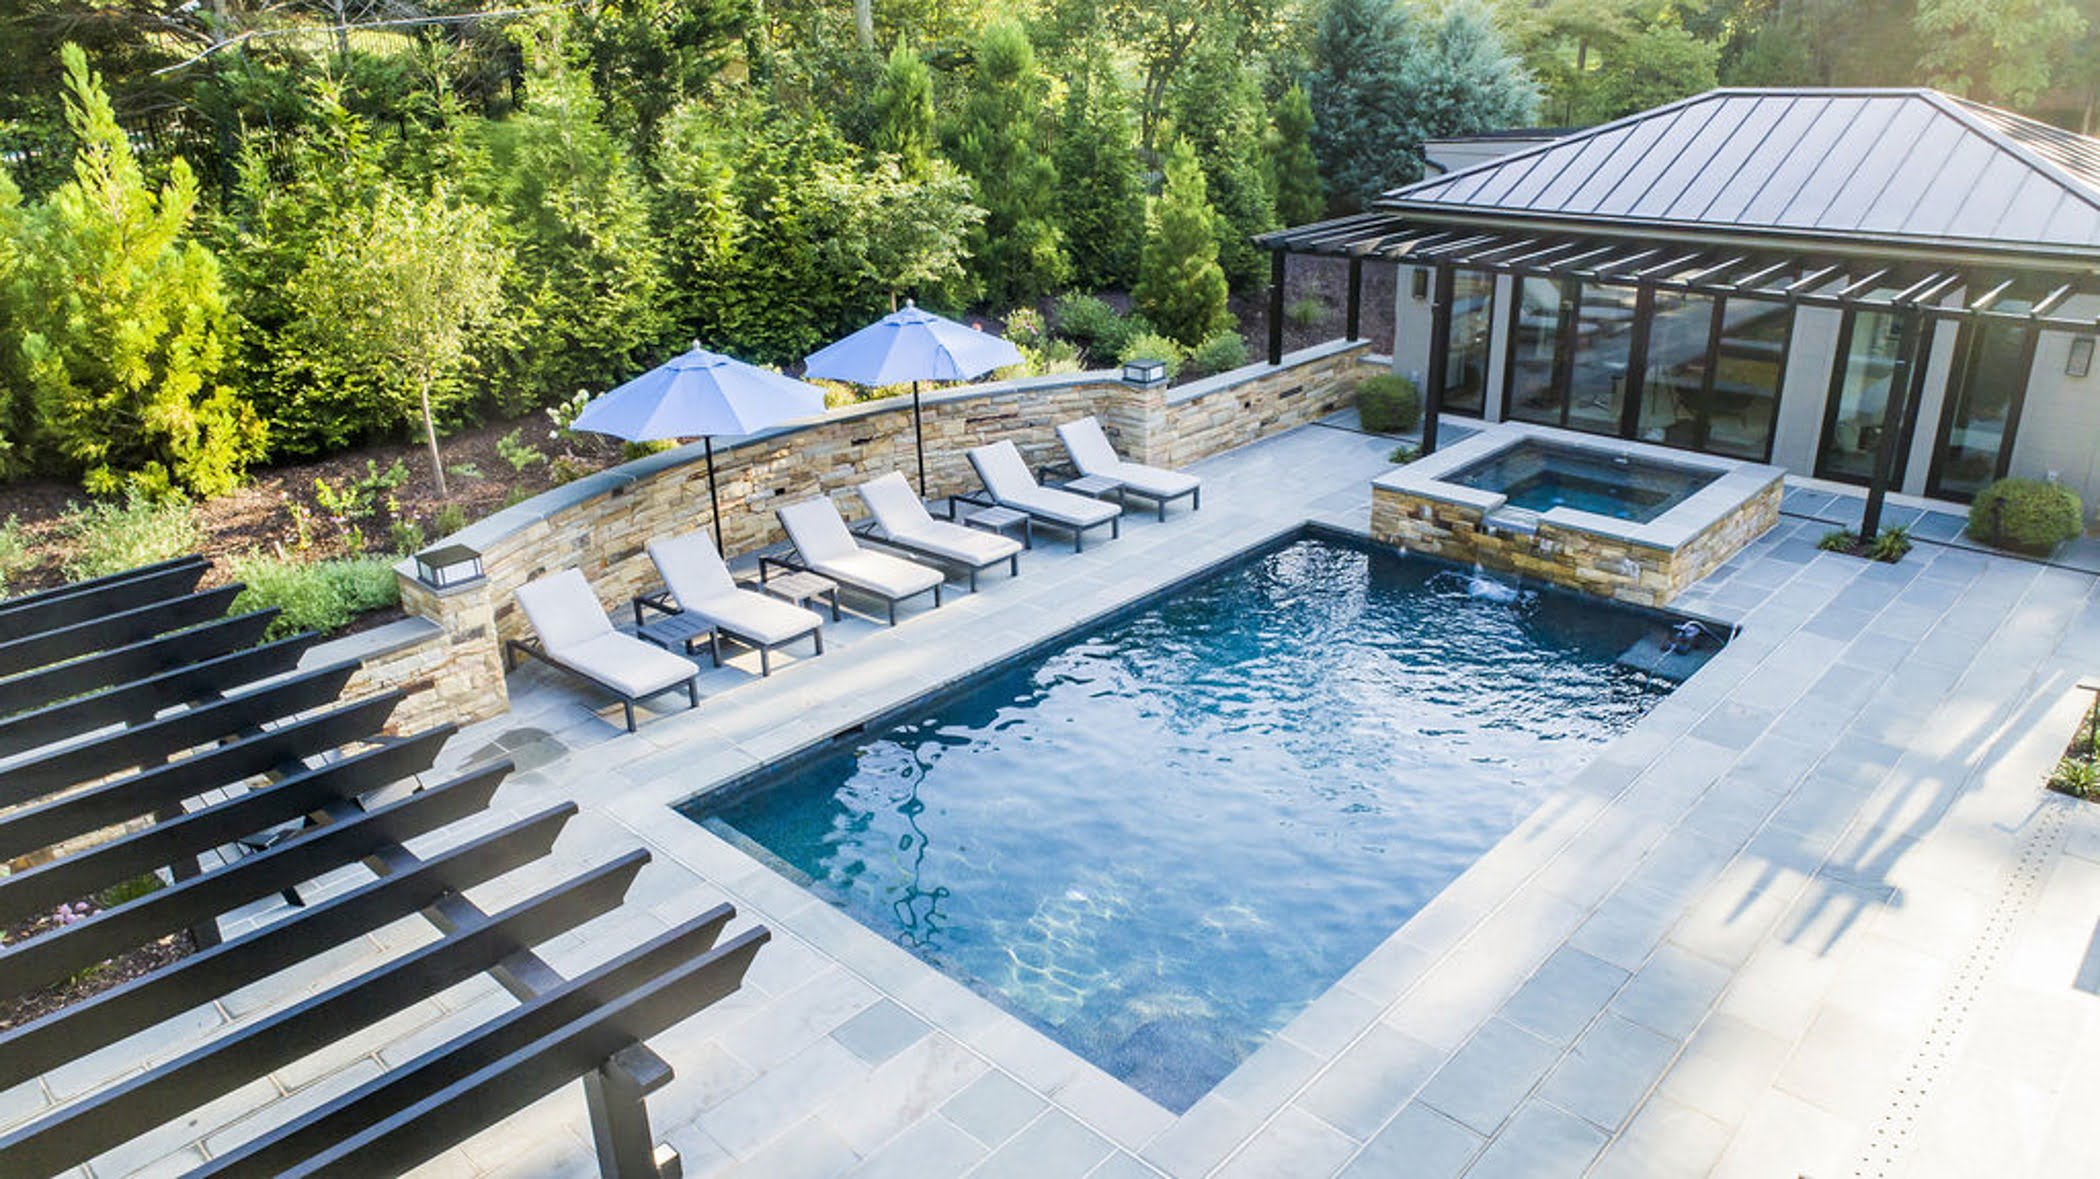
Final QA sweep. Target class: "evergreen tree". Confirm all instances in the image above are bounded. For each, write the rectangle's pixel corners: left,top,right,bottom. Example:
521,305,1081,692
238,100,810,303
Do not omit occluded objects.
1166,21,1278,291
1406,2,1540,140
1271,83,1325,226
950,21,1069,306
1308,0,1418,211
1135,139,1232,348
1055,53,1146,291
0,168,29,473
11,44,264,497
476,50,671,414
870,45,937,181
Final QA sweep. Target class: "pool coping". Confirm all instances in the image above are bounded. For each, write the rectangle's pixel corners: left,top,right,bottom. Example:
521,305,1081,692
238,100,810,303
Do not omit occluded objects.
600,516,1740,1169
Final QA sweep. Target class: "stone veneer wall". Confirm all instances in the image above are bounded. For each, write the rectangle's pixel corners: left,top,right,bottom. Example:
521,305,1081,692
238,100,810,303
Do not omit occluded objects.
1370,478,1783,608
395,341,1377,723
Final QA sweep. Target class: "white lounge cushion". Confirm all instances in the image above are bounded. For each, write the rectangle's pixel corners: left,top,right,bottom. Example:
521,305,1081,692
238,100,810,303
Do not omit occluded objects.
859,472,1022,567
1057,417,1200,500
552,632,698,699
967,441,1120,528
778,497,945,599
515,570,694,697
648,532,822,645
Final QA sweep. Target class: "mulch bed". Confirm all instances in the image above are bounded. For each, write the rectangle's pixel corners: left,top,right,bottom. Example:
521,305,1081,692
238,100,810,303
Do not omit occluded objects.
0,900,196,1032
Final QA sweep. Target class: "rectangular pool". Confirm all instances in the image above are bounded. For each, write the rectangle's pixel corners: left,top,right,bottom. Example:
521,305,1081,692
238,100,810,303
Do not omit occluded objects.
682,533,1680,1111
1448,440,1720,523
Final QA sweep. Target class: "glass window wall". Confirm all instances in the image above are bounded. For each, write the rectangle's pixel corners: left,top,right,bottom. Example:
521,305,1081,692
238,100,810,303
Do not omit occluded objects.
1818,300,1910,484
1442,270,1495,416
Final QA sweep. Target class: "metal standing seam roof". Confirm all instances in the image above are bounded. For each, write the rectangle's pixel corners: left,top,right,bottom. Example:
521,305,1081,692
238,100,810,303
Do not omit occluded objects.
1377,88,2100,261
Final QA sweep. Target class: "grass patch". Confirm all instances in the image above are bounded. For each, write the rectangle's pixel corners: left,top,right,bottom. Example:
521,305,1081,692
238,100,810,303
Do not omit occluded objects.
227,552,401,638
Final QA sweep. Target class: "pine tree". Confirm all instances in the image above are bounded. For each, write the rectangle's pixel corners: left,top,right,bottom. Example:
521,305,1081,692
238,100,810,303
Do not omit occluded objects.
1135,139,1232,348
1271,83,1325,226
1166,22,1277,291
871,45,937,181
1056,53,1146,291
12,43,265,497
950,21,1070,306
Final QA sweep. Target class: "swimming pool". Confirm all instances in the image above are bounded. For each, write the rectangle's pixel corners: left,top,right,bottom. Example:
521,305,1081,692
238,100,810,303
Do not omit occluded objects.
1449,440,1719,523
683,533,1679,1111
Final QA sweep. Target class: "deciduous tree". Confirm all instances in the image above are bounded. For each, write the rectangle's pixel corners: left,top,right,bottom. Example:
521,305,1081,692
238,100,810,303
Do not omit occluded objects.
1915,0,2087,108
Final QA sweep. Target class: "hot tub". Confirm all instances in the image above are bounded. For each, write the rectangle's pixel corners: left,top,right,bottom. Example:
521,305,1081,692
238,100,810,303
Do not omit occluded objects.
1371,424,1783,607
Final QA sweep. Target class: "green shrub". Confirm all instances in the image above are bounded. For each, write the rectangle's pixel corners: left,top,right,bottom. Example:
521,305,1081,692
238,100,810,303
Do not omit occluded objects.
1285,295,1328,328
1117,332,1184,381
1868,526,1912,563
1818,528,1858,553
1004,306,1052,353
228,553,401,639
61,493,203,580
497,429,547,472
0,516,38,594
1185,330,1249,376
2052,755,2099,800
1356,374,1421,433
1053,293,1125,353
1388,444,1421,464
432,503,469,539
1967,478,2084,554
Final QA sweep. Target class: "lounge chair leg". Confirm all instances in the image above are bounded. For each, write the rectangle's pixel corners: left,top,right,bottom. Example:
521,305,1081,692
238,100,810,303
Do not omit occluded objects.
1158,498,1166,522
1009,553,1020,577
633,600,645,627
968,568,977,592
1076,529,1085,553
888,599,898,626
622,700,638,732
686,679,699,709
1111,517,1120,539
760,647,771,676
709,632,723,668
933,584,943,607
1193,488,1201,511
813,628,824,656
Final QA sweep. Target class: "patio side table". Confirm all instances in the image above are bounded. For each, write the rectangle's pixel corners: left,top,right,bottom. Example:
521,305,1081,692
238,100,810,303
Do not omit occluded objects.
1062,474,1125,502
636,612,715,658
748,569,843,621
962,504,1033,551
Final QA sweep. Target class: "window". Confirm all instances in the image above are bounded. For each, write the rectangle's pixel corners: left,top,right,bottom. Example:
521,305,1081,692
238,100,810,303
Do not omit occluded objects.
1817,301,1913,484
1505,277,1568,425
1701,299,1789,461
1928,309,2034,501
1636,291,1716,446
1442,271,1495,416
1563,283,1641,436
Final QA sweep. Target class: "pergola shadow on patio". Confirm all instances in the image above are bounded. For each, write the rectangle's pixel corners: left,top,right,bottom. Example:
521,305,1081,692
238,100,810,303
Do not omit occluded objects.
0,557,764,1177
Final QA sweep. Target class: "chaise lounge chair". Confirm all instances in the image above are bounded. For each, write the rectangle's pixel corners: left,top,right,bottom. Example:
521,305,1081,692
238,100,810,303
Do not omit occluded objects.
857,472,1022,592
776,497,945,625
507,568,699,732
636,531,824,676
964,440,1121,551
1056,416,1201,520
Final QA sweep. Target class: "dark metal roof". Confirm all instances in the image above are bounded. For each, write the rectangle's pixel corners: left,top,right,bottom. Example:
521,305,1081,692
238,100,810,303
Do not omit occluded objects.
1379,89,2100,261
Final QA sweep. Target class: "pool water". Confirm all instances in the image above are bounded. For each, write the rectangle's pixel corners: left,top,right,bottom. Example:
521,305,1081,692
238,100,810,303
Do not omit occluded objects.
1451,441,1718,523
685,535,1677,1111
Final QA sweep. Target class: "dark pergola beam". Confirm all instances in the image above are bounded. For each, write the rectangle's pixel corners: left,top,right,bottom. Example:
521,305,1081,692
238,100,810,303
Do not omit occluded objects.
0,763,508,999
1420,263,1455,458
0,801,572,1089
1345,256,1364,341
1267,250,1287,365
0,727,452,926
2031,282,2079,319
0,557,207,645
0,692,401,863
0,629,314,760
1,855,659,1175
196,922,770,1178
0,609,279,722
0,585,245,680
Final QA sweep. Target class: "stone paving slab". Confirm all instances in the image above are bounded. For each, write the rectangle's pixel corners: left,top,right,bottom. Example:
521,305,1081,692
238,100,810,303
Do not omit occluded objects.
28,421,2100,1178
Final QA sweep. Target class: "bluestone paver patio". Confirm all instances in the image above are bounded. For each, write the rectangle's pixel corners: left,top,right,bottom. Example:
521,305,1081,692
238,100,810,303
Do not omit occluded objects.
14,418,2100,1178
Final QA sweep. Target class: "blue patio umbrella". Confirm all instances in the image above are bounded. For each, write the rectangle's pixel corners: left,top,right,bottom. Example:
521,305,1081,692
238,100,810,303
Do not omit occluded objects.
571,343,826,551
804,301,1024,494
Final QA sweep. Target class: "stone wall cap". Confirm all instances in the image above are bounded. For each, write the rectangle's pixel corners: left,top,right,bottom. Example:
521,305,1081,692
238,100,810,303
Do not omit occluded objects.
301,615,445,669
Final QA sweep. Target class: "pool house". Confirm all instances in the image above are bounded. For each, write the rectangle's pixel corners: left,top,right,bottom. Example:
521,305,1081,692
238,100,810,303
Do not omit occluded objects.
1261,88,2100,533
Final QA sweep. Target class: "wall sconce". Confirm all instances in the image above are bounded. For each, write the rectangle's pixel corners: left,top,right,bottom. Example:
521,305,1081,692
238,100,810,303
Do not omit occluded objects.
414,543,484,590
1411,269,1430,301
2068,336,2094,378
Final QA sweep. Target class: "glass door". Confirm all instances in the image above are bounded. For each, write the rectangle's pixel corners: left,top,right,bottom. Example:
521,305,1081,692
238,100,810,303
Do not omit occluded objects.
1564,282,1640,436
1505,277,1569,426
1816,301,1916,485
1927,314,2033,501
1442,270,1495,416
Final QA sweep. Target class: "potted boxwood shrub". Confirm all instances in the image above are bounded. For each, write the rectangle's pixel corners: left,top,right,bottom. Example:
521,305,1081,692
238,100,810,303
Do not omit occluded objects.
1966,477,2085,555
1357,374,1421,433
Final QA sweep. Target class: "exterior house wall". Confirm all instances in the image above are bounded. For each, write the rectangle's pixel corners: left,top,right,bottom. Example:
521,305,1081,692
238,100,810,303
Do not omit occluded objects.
1391,266,1434,386
2010,310,2100,511
1899,307,1965,497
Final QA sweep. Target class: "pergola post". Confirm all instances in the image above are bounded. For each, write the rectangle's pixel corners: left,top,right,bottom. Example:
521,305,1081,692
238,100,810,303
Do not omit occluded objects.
1860,305,1924,543
1419,263,1454,457
1345,255,1364,341
1267,249,1287,365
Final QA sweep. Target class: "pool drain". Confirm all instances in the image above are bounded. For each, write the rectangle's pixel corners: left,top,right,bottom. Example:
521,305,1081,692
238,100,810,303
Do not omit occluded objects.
1850,802,2068,1178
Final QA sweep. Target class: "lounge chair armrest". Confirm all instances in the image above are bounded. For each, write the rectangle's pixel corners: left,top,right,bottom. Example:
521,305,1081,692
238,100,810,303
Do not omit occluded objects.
1036,460,1080,484
631,589,679,622
758,554,811,583
948,490,996,519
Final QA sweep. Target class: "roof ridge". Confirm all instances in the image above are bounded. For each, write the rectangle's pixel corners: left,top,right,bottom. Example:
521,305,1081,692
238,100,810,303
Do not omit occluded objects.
1923,92,2100,213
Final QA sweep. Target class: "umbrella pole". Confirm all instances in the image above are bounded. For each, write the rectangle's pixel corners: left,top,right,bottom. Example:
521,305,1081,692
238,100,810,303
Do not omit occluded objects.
705,436,725,554
912,380,928,497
